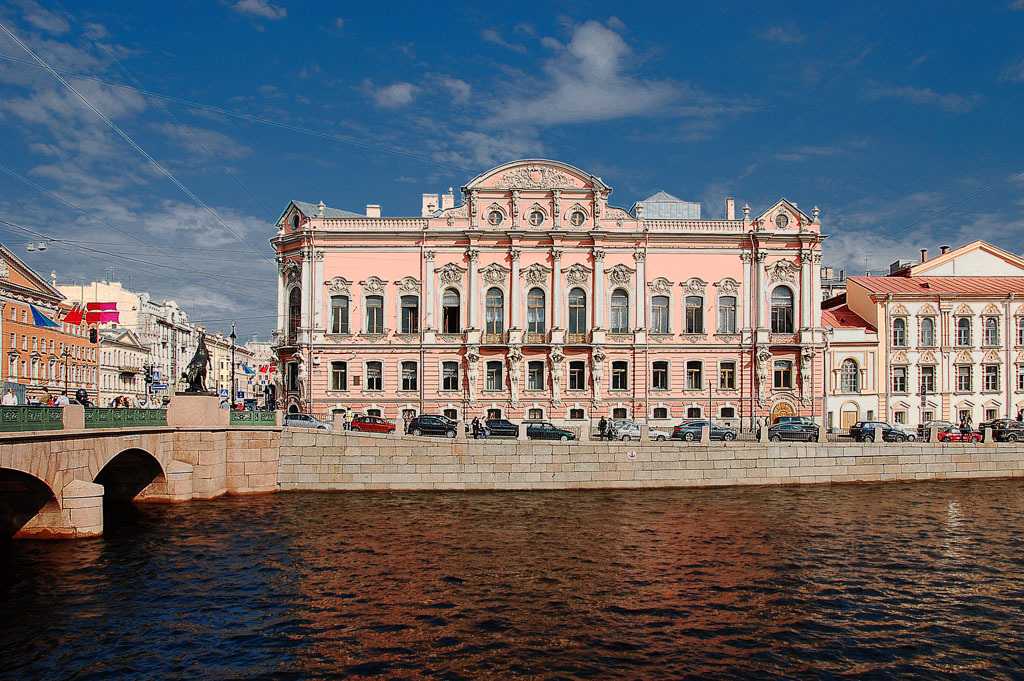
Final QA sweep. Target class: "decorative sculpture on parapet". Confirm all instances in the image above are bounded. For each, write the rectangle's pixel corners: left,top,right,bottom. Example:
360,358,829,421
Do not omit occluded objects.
182,331,211,394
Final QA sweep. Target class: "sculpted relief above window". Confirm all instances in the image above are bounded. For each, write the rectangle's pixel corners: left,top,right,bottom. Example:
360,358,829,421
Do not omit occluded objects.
494,165,575,189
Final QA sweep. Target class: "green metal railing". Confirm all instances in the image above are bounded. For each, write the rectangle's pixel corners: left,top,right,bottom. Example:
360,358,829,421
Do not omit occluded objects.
0,406,64,432
229,410,278,426
84,408,168,429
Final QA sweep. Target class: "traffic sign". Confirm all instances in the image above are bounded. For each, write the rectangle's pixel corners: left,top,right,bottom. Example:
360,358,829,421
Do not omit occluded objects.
153,384,168,391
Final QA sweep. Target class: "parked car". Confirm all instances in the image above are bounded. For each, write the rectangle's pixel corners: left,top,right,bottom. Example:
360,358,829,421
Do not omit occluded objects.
978,419,1024,442
484,418,519,437
917,420,954,439
671,420,737,442
613,421,670,441
849,421,917,442
283,413,332,430
937,427,982,443
407,415,458,438
525,421,576,441
767,422,819,442
349,415,395,434
773,416,818,431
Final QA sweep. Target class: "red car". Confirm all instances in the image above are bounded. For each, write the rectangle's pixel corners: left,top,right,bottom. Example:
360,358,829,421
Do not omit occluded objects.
937,428,981,443
349,415,395,434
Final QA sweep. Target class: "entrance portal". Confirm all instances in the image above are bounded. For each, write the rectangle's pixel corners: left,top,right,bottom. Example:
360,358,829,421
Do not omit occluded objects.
770,401,795,422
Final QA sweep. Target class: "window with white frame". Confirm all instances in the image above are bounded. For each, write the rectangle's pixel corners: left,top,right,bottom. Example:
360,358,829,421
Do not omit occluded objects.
771,287,794,334
892,318,907,347
685,296,703,334
527,288,545,335
652,361,668,390
956,365,972,392
718,296,736,334
687,407,702,418
365,295,384,334
920,317,935,347
983,317,999,346
892,366,907,393
330,361,347,391
894,410,907,424
920,365,935,394
485,288,504,337
983,365,999,391
400,295,419,334
720,361,736,390
840,359,860,393
528,361,544,391
568,288,587,336
401,361,418,391
568,360,586,390
686,360,702,390
955,317,971,346
773,360,792,389
366,361,383,391
1017,365,1024,391
985,408,997,421
442,361,459,391
442,289,460,333
612,407,627,419
611,361,628,390
651,295,669,334
1017,317,1024,346
330,296,349,334
485,361,503,391
610,289,629,333
528,407,544,420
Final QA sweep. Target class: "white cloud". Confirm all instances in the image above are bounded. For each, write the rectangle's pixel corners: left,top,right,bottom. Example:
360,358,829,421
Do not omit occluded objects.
152,123,252,160
1001,54,1024,82
363,80,419,108
862,83,981,113
439,76,471,104
758,24,805,45
434,131,543,168
776,145,843,162
20,5,70,35
231,0,286,20
482,28,527,54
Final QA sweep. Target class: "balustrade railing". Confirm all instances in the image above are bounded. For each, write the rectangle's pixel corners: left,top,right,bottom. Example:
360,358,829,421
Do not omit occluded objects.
229,410,278,426
84,407,168,428
1,406,64,432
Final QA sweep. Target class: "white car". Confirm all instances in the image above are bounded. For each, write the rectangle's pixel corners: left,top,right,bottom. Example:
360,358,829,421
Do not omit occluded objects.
283,413,332,430
613,421,669,442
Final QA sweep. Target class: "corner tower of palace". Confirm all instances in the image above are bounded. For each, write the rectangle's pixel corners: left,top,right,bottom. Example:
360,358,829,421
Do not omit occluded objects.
270,159,826,431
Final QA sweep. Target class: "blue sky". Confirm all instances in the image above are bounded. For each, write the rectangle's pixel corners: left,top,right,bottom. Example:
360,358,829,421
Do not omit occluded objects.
1,0,1023,338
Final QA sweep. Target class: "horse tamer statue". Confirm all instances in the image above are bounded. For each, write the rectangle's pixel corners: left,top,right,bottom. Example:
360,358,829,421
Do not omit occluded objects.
182,331,212,393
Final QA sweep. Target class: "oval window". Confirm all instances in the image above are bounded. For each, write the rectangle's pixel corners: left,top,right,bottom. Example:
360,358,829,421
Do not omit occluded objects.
529,210,544,226
291,215,300,231
487,210,502,226
570,211,585,227
775,214,789,229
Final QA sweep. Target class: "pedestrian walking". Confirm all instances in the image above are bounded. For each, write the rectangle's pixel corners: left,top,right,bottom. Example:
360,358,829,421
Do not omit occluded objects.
55,390,69,406
598,416,608,441
2,388,18,405
471,417,481,439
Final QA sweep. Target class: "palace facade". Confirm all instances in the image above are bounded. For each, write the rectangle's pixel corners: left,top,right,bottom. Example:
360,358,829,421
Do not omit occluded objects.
271,160,825,430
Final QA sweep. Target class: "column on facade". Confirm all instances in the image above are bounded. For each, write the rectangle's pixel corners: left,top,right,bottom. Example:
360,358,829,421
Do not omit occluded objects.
593,248,605,328
510,248,521,328
755,252,766,328
552,248,563,328
424,250,436,329
468,248,480,329
312,251,324,330
300,253,312,339
276,260,287,336
633,249,646,330
799,249,812,328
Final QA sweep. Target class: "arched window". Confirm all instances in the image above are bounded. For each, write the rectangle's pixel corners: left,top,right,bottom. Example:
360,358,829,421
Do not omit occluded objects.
485,288,504,337
610,288,629,333
920,317,935,346
568,287,587,336
892,318,907,347
770,287,794,334
287,288,301,342
651,295,669,334
442,289,460,333
984,317,999,346
840,359,859,393
956,317,971,346
527,288,545,336
685,296,703,334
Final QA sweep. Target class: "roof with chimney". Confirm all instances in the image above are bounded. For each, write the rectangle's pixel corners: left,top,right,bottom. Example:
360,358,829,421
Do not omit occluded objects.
906,240,1024,277
847,276,1024,297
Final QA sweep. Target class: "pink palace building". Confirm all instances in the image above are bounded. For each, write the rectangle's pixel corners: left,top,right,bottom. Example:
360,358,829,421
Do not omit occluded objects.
271,160,826,431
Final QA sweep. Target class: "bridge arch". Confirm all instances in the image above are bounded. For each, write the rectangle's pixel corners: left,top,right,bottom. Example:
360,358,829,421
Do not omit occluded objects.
0,468,60,539
94,448,166,503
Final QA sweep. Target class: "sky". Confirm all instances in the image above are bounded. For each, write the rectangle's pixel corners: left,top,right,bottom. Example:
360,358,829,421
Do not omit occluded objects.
0,1,1023,339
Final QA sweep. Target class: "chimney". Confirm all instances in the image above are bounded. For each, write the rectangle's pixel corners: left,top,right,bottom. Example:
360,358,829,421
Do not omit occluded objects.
839,269,845,280
920,248,927,263
366,204,381,218
725,197,735,220
441,187,455,211
421,193,438,217
940,244,950,255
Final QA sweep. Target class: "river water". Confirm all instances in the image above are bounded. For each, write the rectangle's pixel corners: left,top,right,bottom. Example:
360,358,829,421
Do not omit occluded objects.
2,480,1023,680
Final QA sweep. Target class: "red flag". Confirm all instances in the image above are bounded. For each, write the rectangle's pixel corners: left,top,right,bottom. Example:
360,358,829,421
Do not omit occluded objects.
259,365,269,373
85,311,119,324
86,302,117,311
62,305,84,326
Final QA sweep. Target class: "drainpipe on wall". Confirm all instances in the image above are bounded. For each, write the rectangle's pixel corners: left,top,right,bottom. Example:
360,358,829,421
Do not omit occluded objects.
748,229,757,432
643,228,649,427
419,231,425,418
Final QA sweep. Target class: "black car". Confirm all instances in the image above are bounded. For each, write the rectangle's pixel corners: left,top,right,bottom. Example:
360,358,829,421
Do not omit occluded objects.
671,420,737,441
525,421,576,441
767,422,819,442
406,415,457,438
849,421,915,442
979,418,1024,442
484,418,519,437
774,416,818,431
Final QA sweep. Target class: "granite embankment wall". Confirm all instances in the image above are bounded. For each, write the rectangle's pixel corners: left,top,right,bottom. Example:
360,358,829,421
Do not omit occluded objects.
276,430,1024,491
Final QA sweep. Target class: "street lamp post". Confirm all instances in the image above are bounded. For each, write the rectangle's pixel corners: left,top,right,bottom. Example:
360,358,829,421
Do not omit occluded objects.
230,322,237,409
61,347,71,397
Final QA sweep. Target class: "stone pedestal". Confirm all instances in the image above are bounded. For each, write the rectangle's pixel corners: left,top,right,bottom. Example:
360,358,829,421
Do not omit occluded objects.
928,425,938,443
817,425,828,443
578,424,590,442
167,394,228,428
333,413,346,432
455,420,466,441
62,404,84,430
982,427,994,444
700,425,710,443
874,426,884,443
640,425,650,442
517,423,529,441
759,425,768,443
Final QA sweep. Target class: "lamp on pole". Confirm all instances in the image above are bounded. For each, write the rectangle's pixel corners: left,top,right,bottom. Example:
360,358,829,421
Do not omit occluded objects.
229,322,237,409
61,346,71,397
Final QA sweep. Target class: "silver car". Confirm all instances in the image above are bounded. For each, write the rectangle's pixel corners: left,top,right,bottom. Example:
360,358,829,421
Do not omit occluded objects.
283,413,333,430
613,421,670,442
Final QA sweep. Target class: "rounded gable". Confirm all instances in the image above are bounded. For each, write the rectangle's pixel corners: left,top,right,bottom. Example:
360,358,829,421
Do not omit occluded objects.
462,159,611,194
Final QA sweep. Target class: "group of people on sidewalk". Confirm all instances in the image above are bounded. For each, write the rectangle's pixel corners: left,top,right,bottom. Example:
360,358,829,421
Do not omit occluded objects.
3,387,73,407
1,386,168,409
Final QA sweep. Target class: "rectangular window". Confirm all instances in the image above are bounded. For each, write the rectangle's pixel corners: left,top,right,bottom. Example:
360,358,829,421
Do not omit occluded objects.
718,296,736,334
922,410,933,423
612,407,627,419
773,361,792,389
330,361,347,391
892,366,907,393
956,319,971,346
569,408,584,420
687,407,702,419
1018,318,1024,346
611,361,628,390
486,361,503,391
442,361,459,391
984,365,999,391
568,360,585,391
365,295,384,335
366,361,382,391
443,408,458,421
528,408,543,420
956,365,972,392
8,333,13,348
330,296,349,334
985,408,997,421
652,361,668,390
401,361,418,391
21,335,26,351
1018,366,1024,392
401,295,419,334
686,360,702,390
894,411,907,424
653,407,668,419
651,296,669,334
720,406,736,418
528,361,544,391
719,361,736,390
685,296,703,334
919,366,935,394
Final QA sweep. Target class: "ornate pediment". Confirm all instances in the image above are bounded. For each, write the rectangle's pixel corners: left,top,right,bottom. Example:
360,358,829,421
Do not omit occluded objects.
918,303,937,315
522,263,552,285
766,259,798,283
716,277,739,296
398,276,421,293
1016,350,1024,363
607,263,634,286
919,350,937,364
890,303,909,316
481,263,510,285
563,263,594,286
982,303,1001,316
684,277,708,295
360,276,387,294
494,165,576,190
892,350,908,364
983,349,1001,363
648,277,673,294
437,262,467,286
326,276,352,295
954,303,974,316
281,260,301,285
955,349,974,363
